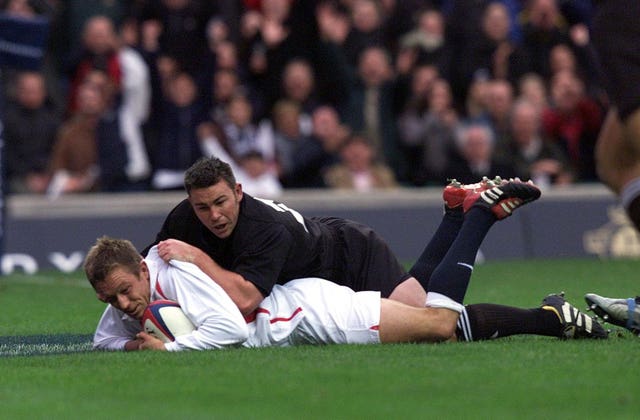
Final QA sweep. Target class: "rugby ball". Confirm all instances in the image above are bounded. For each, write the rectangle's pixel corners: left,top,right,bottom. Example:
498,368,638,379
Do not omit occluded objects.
141,300,196,343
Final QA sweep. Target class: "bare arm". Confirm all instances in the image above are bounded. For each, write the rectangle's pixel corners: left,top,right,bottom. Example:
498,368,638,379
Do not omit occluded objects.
156,239,264,315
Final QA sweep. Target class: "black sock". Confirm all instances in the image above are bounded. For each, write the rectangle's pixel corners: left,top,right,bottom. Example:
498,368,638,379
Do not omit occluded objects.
457,303,563,341
427,208,495,303
409,209,463,292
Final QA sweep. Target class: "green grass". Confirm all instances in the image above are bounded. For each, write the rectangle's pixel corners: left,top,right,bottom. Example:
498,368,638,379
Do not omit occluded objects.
1,259,639,419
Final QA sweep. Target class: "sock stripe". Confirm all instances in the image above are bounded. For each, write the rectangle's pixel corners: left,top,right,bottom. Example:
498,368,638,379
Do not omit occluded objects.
457,307,473,342
457,262,474,271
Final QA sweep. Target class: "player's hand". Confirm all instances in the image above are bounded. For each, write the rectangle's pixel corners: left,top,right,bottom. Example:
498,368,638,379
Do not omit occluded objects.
136,332,167,351
157,239,200,264
124,338,144,351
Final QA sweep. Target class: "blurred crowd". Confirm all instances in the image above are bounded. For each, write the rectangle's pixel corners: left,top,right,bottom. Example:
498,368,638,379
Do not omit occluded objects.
0,0,606,198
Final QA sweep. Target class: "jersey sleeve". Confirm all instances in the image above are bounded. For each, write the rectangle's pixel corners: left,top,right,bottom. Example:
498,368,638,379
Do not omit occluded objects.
161,259,250,351
93,305,143,351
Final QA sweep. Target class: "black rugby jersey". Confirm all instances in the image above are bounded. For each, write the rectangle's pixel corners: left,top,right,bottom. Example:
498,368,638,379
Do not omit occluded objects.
146,194,338,295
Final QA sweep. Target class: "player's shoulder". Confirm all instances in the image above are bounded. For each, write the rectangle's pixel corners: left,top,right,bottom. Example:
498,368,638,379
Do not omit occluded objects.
163,199,199,226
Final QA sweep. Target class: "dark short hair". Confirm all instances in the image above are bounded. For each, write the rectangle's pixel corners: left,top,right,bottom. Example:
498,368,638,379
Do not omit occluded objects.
183,156,237,194
84,236,142,288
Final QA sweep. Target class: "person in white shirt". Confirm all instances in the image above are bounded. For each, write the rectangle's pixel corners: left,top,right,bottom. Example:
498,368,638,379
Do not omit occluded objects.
85,233,606,352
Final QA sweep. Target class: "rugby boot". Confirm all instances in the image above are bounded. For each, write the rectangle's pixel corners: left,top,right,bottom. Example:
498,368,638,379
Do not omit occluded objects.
542,293,608,339
463,178,541,219
585,293,640,334
443,176,504,210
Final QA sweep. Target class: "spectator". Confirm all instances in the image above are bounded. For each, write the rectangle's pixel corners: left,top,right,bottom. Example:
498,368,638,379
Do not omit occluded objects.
464,71,492,120
542,69,603,181
285,105,350,188
269,99,312,183
484,78,516,161
236,150,283,198
137,0,212,75
143,53,180,166
506,98,573,188
341,0,387,66
221,93,275,164
324,133,398,191
397,8,452,78
151,72,208,190
277,58,320,136
197,124,282,199
114,29,152,189
520,0,573,78
3,71,60,194
242,0,320,117
338,45,406,181
548,41,604,102
209,68,244,126
398,77,459,185
65,15,121,115
452,1,532,106
46,73,110,197
517,72,550,113
444,121,516,184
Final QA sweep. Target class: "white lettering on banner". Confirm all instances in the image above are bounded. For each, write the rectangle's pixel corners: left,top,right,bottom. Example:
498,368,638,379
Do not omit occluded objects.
2,254,38,275
49,252,85,273
1,252,85,274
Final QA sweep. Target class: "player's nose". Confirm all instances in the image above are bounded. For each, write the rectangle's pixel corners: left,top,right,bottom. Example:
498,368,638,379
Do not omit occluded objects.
117,294,130,311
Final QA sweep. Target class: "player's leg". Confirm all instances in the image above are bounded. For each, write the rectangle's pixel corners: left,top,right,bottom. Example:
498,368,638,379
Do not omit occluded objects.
457,293,608,341
408,178,497,292
387,277,426,308
286,278,456,345
595,108,640,230
377,299,458,343
393,177,503,304
426,179,541,309
592,0,640,230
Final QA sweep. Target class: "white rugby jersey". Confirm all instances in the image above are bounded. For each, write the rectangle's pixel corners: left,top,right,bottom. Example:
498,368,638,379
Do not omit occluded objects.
93,247,381,351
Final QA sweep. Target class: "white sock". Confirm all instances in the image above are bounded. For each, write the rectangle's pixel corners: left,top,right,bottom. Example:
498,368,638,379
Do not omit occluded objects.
620,177,640,210
425,292,464,313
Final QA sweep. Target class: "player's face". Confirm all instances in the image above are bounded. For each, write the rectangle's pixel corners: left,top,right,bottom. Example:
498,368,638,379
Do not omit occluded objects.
95,262,151,319
189,181,243,239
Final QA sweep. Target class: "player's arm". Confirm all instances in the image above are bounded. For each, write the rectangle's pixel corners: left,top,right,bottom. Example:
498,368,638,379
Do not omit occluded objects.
93,305,145,351
158,259,250,351
157,239,264,315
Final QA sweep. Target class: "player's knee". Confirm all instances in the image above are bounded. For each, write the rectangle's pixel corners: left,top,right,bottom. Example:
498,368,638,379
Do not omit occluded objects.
429,309,458,341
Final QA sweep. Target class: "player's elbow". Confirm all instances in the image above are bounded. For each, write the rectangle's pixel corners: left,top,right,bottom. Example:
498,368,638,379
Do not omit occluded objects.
236,295,263,316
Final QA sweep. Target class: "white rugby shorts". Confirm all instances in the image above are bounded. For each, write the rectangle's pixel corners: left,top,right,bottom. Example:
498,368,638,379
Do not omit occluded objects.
246,277,381,347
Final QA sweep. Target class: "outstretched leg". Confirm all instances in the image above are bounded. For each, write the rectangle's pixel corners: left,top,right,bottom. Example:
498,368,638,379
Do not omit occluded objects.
457,293,608,341
426,179,542,310
410,178,498,292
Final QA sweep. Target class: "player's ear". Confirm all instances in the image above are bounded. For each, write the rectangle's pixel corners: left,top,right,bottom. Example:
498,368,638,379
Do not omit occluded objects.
234,183,243,201
139,260,149,279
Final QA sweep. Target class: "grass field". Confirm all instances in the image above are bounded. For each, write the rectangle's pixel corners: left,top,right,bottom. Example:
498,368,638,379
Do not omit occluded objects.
1,258,639,419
